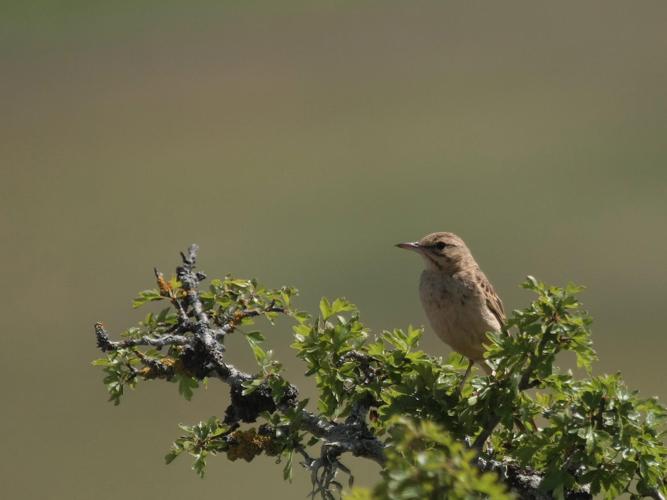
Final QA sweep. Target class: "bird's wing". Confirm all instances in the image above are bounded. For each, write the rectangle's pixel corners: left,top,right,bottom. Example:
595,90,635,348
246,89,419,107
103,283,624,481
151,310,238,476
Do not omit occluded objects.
476,272,506,326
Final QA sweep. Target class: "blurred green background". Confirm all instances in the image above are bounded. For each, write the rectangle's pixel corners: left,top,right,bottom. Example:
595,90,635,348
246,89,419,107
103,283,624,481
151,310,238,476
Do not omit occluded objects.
2,1,666,498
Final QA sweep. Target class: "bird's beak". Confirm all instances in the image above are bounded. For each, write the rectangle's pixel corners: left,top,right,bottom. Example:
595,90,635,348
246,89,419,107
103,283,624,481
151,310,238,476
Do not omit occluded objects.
395,241,422,252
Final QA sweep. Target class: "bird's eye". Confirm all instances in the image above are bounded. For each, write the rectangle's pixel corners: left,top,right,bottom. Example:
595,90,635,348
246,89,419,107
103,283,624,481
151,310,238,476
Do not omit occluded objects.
434,242,447,251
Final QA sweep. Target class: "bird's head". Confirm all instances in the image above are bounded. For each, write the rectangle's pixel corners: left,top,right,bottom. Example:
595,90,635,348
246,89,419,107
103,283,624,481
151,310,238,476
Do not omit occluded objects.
396,232,475,272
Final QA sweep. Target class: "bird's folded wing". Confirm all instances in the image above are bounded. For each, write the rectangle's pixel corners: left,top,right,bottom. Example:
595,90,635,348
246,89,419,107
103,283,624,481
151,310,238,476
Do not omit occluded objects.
477,273,506,326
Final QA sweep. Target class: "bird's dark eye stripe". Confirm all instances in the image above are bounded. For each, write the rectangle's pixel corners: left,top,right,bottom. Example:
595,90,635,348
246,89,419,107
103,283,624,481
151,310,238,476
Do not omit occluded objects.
434,242,447,250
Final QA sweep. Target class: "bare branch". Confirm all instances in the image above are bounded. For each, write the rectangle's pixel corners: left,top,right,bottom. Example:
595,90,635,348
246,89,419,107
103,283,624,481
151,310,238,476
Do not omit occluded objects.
477,456,591,500
94,323,189,350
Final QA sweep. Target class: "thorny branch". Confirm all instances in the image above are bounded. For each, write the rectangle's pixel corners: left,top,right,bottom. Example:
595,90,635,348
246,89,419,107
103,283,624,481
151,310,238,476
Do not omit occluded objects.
93,244,592,499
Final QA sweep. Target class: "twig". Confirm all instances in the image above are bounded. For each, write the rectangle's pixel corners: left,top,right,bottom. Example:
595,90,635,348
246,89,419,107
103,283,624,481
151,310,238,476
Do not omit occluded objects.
648,488,667,500
94,323,189,351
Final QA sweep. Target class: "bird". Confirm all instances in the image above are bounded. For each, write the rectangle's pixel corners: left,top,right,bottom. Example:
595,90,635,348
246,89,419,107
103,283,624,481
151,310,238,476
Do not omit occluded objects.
396,232,505,380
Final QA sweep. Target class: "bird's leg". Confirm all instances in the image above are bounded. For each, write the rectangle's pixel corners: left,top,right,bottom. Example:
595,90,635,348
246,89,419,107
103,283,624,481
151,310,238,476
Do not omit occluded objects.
457,358,475,394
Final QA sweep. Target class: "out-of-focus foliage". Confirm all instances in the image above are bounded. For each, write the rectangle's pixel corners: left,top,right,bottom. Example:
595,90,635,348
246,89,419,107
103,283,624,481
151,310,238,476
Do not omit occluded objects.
94,275,667,499
343,418,511,500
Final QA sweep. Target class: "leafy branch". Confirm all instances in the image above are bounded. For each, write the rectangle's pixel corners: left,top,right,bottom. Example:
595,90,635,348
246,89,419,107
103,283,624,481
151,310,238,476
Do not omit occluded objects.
93,245,667,499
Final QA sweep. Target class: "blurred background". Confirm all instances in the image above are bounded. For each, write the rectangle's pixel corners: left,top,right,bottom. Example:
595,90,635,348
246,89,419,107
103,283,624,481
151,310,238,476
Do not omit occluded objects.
2,1,666,498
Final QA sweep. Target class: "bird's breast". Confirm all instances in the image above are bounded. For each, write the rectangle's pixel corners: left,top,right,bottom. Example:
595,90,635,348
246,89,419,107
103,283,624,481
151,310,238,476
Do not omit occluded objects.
418,270,498,361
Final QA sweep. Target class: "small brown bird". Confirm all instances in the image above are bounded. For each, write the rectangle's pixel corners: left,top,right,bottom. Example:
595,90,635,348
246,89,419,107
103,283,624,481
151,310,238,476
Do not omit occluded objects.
397,232,505,378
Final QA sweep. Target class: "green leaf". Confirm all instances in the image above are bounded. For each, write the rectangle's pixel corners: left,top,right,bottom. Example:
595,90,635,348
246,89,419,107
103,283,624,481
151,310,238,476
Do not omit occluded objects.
245,331,265,343
132,289,162,308
176,374,199,401
319,297,331,320
283,450,293,482
165,448,181,464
